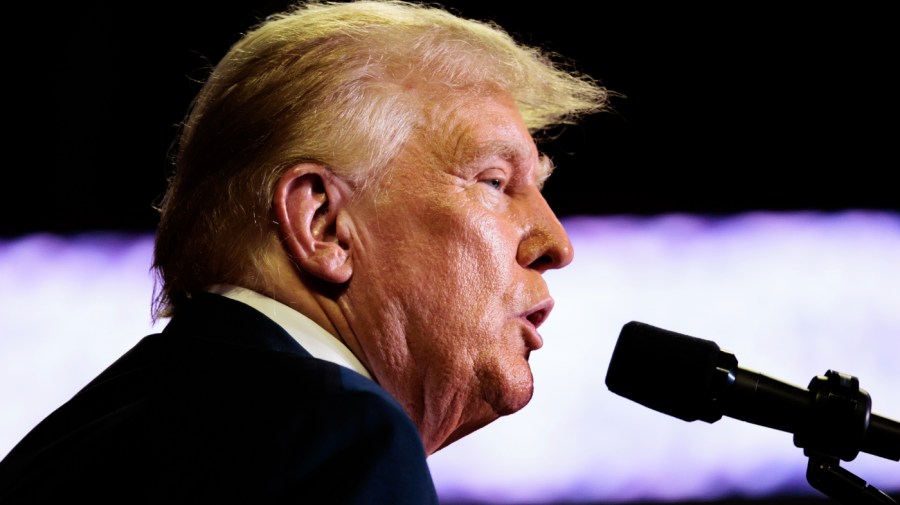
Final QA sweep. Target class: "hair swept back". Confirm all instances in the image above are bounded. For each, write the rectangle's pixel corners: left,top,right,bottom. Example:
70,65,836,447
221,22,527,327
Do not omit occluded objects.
151,0,609,320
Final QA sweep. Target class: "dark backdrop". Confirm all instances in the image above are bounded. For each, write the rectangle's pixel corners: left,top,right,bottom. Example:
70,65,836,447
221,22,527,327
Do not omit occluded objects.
4,1,896,238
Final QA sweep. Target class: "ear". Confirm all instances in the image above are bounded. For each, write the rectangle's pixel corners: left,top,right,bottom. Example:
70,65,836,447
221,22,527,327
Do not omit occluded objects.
273,163,353,284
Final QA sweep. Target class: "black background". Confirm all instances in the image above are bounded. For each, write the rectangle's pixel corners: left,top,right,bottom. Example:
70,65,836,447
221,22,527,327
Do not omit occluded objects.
4,1,896,238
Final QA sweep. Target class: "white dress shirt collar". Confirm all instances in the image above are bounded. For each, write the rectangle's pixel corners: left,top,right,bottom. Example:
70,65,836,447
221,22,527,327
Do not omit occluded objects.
207,284,372,380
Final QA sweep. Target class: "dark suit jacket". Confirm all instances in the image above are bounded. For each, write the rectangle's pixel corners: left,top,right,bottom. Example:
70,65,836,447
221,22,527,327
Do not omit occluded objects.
0,292,439,504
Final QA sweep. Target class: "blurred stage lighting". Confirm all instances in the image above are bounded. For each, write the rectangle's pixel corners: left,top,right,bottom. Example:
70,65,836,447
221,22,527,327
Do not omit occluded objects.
1,210,898,503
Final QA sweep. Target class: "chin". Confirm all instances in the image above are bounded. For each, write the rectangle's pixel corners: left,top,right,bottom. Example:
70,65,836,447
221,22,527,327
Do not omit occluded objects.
432,371,534,454
494,387,534,416
479,367,535,417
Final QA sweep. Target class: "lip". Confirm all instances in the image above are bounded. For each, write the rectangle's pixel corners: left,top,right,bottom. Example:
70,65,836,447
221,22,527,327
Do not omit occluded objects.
519,297,555,350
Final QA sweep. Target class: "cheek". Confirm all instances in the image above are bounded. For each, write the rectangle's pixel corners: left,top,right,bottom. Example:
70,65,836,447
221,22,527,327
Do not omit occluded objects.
364,196,522,349
403,217,515,355
456,217,520,311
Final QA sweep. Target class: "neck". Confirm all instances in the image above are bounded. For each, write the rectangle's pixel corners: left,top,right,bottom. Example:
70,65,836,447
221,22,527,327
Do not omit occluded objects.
248,246,368,373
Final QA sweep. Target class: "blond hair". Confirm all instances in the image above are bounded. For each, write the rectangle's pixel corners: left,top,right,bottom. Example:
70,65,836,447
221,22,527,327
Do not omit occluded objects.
152,0,608,318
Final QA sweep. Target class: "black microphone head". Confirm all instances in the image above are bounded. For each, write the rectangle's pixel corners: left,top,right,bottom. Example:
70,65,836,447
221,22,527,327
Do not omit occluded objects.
605,321,732,423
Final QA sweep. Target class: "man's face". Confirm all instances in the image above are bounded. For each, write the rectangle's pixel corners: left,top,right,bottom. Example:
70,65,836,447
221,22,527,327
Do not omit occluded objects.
343,93,573,454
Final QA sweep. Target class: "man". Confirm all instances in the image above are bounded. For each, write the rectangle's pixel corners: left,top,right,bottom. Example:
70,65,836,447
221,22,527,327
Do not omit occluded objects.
0,0,607,502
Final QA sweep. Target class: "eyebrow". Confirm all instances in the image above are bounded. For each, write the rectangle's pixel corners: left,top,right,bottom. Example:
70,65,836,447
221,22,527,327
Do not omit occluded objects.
535,153,555,190
470,140,555,190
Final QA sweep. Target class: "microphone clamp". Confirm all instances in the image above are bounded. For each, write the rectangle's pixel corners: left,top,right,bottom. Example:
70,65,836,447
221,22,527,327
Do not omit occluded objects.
796,369,871,462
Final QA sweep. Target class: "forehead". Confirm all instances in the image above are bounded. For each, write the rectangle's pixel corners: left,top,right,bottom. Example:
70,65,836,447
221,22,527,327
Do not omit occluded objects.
431,93,549,182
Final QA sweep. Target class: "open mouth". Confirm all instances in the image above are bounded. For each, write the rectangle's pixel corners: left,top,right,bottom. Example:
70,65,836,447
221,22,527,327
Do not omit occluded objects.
522,298,554,330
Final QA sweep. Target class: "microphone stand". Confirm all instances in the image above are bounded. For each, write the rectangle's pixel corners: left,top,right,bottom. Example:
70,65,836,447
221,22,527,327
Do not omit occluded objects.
806,452,896,505
795,370,897,505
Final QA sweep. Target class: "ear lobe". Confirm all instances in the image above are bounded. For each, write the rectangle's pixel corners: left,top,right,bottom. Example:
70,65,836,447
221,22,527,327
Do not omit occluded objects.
274,164,352,284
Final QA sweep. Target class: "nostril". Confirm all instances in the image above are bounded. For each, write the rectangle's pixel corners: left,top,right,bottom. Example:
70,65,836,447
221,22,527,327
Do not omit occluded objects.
528,254,554,271
526,308,548,328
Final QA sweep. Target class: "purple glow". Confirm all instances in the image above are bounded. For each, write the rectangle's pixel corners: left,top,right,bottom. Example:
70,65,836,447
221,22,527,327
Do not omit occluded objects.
2,212,898,503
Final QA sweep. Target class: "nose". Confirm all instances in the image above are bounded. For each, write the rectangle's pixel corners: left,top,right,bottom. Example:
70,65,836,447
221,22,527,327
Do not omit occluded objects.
516,189,574,273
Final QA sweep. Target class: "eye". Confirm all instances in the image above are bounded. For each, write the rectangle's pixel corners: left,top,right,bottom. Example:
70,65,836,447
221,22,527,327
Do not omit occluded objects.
485,178,503,190
475,167,509,193
478,172,507,191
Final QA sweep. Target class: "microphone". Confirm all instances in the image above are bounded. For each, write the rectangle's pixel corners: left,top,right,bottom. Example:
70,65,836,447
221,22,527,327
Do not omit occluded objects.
605,321,900,462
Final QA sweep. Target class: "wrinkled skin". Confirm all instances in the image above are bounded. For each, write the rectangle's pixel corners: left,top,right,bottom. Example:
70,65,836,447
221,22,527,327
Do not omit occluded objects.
339,93,574,454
